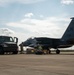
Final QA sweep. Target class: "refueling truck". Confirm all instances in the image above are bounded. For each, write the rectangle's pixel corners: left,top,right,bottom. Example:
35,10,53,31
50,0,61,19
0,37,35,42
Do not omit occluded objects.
0,35,18,54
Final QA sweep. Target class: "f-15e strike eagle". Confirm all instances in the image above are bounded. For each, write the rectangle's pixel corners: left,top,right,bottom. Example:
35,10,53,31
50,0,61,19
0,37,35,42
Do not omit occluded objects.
21,17,74,54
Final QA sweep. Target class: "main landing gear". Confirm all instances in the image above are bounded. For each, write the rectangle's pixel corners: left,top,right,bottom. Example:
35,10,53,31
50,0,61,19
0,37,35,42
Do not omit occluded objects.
56,49,60,54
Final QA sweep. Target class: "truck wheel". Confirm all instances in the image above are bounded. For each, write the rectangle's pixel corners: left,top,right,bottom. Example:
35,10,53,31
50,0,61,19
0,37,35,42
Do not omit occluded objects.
49,50,51,54
0,48,4,55
13,51,18,54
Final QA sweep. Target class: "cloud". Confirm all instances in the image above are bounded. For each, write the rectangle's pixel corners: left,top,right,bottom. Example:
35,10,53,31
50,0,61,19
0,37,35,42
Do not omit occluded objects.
24,13,34,18
0,28,14,36
6,15,70,40
4,13,71,44
39,15,44,18
61,0,74,5
0,0,45,6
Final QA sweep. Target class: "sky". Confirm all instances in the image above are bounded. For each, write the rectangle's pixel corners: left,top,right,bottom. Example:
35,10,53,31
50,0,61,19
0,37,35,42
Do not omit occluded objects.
0,0,74,45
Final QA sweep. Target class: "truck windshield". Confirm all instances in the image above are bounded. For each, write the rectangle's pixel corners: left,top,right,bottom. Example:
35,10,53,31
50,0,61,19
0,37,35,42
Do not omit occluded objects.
0,36,14,43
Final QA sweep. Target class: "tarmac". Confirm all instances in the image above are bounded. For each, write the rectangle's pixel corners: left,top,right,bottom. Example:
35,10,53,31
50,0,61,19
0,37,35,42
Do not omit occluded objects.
0,52,74,75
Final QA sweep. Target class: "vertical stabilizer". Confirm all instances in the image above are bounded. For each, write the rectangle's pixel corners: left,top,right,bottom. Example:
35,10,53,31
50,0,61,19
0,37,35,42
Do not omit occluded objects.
61,17,74,44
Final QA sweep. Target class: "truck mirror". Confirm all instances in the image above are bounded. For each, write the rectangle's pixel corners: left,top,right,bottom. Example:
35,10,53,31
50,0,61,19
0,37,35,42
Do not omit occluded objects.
14,37,18,43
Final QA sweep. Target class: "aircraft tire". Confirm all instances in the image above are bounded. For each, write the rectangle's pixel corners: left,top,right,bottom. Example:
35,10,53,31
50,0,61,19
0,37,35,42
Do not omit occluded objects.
56,50,60,54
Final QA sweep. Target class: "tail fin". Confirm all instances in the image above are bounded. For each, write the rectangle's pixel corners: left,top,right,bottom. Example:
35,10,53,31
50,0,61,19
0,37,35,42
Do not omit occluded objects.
61,17,74,44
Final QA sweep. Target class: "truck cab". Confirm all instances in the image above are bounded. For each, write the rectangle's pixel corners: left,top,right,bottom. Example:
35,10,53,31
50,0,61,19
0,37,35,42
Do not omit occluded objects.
0,36,18,54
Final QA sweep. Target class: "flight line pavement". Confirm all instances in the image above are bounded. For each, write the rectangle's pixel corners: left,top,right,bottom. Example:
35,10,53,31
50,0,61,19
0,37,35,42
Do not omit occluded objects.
0,52,74,75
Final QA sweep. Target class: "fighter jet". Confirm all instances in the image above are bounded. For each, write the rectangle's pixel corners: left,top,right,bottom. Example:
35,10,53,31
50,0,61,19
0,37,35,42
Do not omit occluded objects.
21,17,74,54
